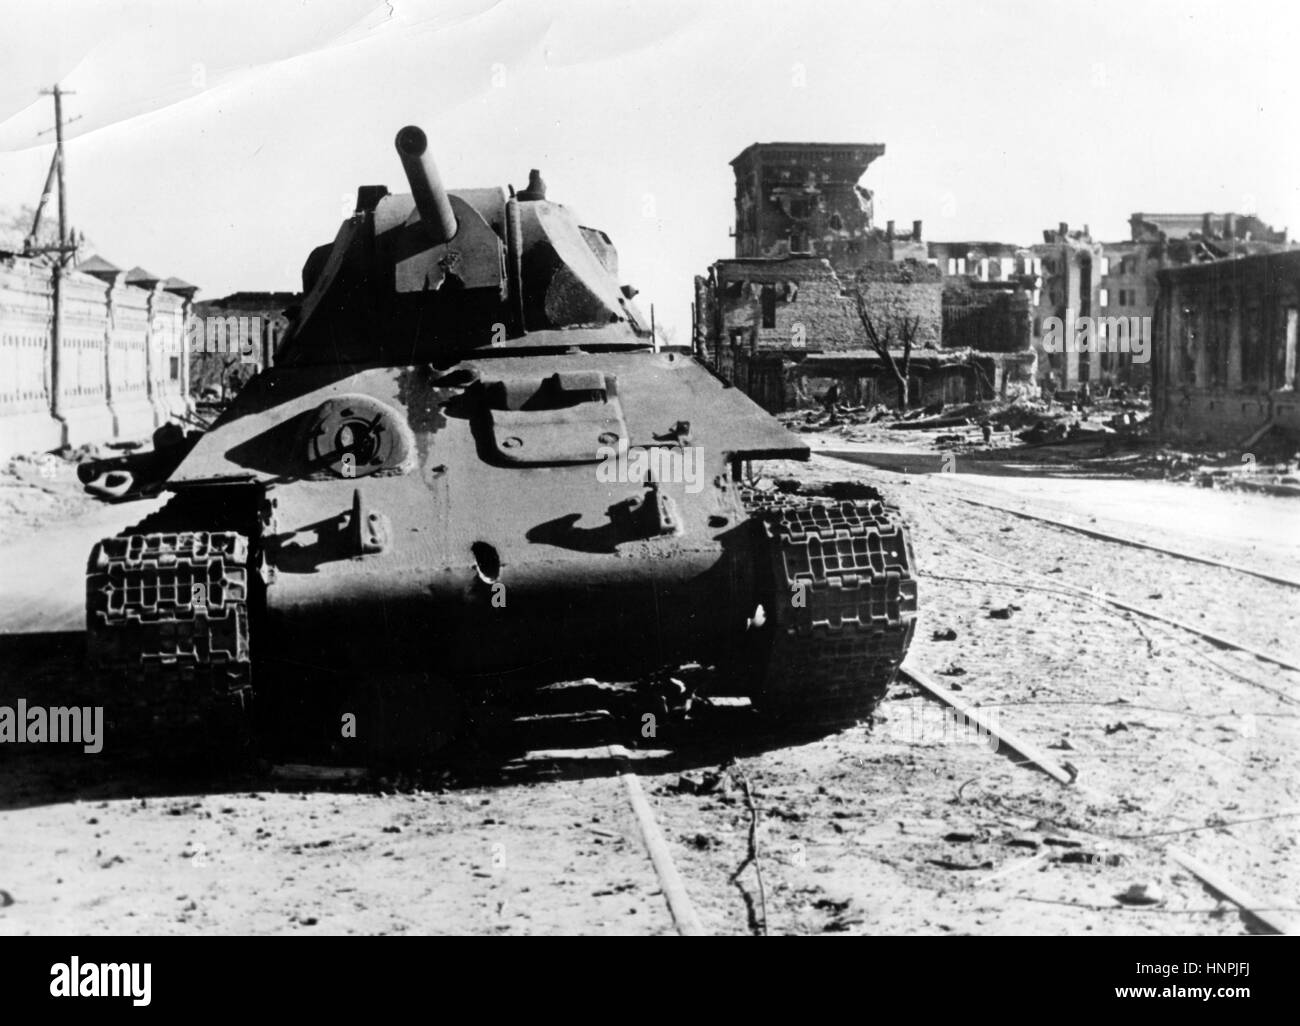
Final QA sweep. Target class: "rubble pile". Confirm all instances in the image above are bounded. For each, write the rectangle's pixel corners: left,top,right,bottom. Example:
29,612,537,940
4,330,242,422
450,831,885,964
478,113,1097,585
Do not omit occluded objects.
784,386,1154,455
780,386,1296,495
1147,450,1300,495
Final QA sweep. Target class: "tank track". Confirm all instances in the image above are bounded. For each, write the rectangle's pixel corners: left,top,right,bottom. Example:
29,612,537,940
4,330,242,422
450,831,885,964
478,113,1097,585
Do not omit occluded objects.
742,486,917,727
86,496,255,723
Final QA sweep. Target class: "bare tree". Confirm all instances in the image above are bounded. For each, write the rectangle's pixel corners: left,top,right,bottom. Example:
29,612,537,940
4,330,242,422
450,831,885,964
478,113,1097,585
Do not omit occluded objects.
854,287,919,409
0,204,54,252
654,321,679,349
0,204,91,258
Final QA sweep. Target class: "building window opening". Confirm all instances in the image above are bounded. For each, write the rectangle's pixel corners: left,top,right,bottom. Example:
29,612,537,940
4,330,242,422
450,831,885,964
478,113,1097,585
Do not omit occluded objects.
760,285,777,328
1285,308,1298,390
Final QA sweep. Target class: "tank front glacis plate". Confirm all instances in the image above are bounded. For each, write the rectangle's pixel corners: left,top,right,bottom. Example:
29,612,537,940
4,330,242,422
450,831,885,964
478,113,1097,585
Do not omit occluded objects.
174,351,801,682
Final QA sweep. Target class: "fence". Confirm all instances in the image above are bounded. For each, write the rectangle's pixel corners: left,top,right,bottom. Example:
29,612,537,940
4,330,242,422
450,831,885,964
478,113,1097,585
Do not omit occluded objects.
0,256,193,459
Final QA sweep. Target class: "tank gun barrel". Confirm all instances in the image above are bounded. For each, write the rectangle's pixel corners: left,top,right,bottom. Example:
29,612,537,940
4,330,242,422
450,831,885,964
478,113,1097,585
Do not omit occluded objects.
394,125,458,244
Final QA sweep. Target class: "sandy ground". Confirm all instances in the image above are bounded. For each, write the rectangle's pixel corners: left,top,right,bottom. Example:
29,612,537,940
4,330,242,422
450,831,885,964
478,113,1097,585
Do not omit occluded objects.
1,444,1297,935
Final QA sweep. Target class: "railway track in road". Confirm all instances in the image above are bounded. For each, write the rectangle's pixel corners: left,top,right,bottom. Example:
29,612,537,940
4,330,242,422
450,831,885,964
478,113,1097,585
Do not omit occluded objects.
594,629,1296,937
891,658,1298,935
928,530,1300,684
869,489,1300,935
915,492,1300,682
820,450,1300,589
605,745,706,936
944,491,1300,590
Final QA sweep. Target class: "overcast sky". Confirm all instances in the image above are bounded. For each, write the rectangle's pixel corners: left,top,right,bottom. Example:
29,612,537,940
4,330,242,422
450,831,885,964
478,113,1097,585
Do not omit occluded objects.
1,0,1296,339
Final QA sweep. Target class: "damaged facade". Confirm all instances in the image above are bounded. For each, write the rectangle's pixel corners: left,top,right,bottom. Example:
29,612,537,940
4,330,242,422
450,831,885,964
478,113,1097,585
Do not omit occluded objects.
1032,214,1292,391
729,142,919,263
695,255,949,410
927,241,1037,360
695,143,1035,412
928,241,1040,288
1153,248,1300,446
941,277,1035,355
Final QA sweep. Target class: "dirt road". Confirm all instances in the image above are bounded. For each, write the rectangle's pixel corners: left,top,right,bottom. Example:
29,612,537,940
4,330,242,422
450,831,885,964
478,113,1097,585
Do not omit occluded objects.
2,450,1296,935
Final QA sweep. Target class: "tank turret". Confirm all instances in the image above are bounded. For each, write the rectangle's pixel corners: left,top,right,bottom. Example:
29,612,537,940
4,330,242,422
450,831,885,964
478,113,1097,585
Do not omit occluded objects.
282,125,651,366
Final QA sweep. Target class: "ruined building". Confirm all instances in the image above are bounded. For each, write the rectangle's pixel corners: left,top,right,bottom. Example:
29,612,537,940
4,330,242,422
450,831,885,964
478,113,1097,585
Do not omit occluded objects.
695,143,1033,412
1032,214,1292,391
1153,249,1300,446
927,241,1038,361
190,291,298,398
729,142,924,264
1131,212,1288,247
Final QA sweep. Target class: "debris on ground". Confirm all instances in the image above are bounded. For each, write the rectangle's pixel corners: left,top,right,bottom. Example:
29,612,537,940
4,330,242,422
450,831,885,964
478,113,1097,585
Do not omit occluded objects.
1058,851,1125,867
782,386,1299,497
1116,881,1165,906
673,767,734,796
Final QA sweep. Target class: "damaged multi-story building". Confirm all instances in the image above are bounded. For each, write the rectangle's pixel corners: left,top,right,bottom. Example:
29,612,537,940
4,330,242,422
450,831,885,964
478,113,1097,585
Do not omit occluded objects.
1031,213,1293,391
694,142,1035,412
927,240,1038,374
1153,248,1300,447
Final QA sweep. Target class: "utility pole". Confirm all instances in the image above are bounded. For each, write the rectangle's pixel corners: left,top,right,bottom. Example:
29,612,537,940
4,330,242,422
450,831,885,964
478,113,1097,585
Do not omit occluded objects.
36,84,78,264
37,84,78,439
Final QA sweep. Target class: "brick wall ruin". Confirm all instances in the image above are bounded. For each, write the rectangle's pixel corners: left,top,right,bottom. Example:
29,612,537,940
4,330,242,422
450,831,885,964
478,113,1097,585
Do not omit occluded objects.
700,256,941,357
695,255,1017,411
854,260,943,350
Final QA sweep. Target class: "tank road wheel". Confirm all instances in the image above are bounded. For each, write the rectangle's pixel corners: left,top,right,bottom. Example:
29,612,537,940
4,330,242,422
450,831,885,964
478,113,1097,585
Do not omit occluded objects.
86,528,255,750
741,489,918,732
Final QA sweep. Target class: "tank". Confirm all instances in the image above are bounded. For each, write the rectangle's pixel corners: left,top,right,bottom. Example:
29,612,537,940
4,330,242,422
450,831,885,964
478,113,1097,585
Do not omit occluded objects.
84,126,918,756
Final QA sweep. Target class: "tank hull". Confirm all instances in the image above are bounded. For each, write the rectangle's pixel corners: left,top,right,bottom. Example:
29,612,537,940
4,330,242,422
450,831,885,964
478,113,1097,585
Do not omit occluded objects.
167,350,793,683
